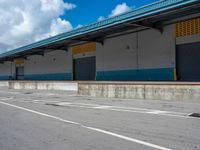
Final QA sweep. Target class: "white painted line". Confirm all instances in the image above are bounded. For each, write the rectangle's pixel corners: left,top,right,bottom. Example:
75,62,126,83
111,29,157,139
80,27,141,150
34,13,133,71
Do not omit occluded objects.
147,111,167,114
84,126,172,150
0,101,172,150
0,91,21,94
57,102,72,105
95,106,112,109
70,103,100,107
53,102,188,118
0,97,188,118
0,97,14,101
104,108,188,118
53,102,187,116
112,106,158,112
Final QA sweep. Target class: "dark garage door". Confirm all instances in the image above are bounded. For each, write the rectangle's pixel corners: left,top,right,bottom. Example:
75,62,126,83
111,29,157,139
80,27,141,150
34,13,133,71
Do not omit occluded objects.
176,42,200,81
73,56,96,80
16,66,24,80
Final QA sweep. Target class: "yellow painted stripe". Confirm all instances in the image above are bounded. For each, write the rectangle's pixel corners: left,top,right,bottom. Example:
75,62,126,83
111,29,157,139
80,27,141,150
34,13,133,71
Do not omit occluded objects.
14,58,25,65
174,68,177,81
72,42,96,55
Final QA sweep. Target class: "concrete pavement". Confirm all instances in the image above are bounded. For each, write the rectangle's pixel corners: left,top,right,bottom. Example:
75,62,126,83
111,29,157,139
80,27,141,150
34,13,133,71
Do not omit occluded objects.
0,87,200,150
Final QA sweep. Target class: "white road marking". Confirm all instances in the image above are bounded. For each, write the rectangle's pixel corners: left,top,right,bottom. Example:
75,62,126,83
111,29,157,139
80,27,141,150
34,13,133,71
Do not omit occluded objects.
0,97,14,101
0,101,172,150
54,102,188,118
95,106,113,109
84,126,172,150
147,111,168,114
0,97,189,118
57,102,72,105
0,91,21,94
0,101,79,125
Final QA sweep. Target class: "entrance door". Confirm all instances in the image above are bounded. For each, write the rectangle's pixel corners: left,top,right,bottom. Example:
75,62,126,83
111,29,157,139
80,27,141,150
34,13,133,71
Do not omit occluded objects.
73,56,96,80
16,66,24,80
176,42,200,81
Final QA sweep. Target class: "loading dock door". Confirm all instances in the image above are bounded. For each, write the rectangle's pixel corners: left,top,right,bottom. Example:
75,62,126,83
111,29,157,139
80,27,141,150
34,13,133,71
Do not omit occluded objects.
73,56,96,80
176,42,200,81
16,66,24,80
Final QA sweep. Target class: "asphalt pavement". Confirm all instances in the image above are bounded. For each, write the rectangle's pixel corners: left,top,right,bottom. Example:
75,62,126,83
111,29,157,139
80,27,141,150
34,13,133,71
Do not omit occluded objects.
0,87,200,150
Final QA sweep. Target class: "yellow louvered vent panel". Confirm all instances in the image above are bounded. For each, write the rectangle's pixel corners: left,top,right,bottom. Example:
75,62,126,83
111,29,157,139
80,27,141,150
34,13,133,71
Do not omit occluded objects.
176,18,200,37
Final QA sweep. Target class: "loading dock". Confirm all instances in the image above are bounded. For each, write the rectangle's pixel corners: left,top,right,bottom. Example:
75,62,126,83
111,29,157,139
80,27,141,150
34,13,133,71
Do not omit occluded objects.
16,66,24,80
73,56,96,80
176,42,200,81
72,42,96,81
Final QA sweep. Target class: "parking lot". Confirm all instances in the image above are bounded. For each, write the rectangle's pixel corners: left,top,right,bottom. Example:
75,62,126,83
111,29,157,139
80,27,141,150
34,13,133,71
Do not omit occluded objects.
0,87,200,150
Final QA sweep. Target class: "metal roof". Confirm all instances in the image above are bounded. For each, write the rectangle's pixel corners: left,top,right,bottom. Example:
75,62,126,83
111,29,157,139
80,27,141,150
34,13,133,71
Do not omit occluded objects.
0,0,199,60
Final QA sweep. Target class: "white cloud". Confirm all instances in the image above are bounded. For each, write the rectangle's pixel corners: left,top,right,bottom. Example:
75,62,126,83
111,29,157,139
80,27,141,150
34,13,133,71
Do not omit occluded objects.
109,3,132,18
0,0,76,53
98,16,105,22
63,3,76,10
97,3,132,21
76,24,83,29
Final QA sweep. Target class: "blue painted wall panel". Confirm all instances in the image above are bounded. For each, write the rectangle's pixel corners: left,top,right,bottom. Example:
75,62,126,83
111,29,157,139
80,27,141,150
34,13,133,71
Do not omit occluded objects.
0,76,10,80
96,68,174,81
24,73,72,81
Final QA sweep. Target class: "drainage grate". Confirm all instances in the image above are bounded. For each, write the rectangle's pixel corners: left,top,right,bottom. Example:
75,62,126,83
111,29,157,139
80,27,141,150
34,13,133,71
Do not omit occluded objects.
189,113,200,118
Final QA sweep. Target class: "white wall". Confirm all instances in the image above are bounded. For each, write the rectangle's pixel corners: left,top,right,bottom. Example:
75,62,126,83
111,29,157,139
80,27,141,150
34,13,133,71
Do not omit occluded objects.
97,32,137,71
0,61,15,79
25,50,72,75
96,24,175,72
139,25,175,69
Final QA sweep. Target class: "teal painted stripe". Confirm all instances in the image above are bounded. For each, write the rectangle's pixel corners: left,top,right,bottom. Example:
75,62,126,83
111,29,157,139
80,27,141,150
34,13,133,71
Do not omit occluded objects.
96,68,174,81
24,73,72,81
0,76,10,80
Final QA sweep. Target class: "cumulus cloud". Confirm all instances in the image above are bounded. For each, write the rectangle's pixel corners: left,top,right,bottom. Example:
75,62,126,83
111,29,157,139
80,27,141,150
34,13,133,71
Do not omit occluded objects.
0,0,76,53
109,3,132,18
97,3,132,21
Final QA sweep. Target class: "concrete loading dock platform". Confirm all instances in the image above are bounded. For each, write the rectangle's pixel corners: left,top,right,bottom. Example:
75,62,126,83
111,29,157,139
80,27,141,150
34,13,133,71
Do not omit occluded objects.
2,80,200,101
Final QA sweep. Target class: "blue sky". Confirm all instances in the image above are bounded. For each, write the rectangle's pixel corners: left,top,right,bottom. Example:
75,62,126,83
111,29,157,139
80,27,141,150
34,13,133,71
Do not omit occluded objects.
0,0,157,52
62,0,157,27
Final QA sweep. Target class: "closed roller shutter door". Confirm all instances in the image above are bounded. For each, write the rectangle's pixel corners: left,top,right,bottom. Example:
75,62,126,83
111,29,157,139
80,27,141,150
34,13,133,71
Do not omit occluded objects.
176,42,200,81
73,56,96,80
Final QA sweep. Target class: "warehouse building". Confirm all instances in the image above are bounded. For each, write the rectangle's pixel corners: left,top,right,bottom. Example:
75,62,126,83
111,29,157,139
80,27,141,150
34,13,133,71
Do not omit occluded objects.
0,0,199,81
